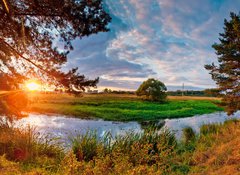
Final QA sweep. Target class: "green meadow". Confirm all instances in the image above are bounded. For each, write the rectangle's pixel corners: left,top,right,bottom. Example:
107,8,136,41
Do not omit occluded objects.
27,93,223,121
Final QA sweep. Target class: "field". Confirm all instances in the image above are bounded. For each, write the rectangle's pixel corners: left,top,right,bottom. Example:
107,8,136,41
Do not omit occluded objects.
26,93,223,121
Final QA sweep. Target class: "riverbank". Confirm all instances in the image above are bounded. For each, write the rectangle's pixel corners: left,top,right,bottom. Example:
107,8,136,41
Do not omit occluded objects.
17,111,240,142
26,93,223,121
1,118,239,174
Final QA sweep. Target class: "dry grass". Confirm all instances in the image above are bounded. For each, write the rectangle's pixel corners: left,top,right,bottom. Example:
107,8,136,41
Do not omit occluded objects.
27,92,141,103
1,91,219,103
189,120,240,174
28,92,220,102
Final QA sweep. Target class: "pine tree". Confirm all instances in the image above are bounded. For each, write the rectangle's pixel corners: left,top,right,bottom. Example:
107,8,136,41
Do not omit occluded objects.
0,0,111,91
0,0,111,119
205,12,240,115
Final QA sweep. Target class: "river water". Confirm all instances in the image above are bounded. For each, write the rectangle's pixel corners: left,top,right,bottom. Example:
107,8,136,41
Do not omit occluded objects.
15,111,240,141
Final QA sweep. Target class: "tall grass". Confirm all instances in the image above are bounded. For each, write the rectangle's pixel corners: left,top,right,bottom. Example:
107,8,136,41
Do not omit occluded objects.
182,127,196,143
1,119,239,174
66,127,177,174
70,130,99,162
0,119,64,173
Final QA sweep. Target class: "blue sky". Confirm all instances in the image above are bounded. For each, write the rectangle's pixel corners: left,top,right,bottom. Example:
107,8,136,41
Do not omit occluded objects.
64,0,240,91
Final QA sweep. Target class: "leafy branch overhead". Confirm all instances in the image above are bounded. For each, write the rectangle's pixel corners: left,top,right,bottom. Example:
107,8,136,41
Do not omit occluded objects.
0,0,111,91
205,12,240,115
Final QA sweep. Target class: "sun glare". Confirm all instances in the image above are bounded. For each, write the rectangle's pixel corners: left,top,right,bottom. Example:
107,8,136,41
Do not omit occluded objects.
26,81,40,91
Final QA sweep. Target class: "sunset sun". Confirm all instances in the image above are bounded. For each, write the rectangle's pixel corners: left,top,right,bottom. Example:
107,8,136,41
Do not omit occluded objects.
0,0,239,174
25,81,40,91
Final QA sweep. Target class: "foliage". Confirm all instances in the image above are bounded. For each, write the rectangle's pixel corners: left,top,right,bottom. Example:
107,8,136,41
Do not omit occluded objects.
70,130,99,162
167,90,205,96
102,89,135,94
204,88,220,97
1,119,240,174
65,128,177,174
205,12,240,115
103,88,112,93
0,155,22,174
27,93,223,121
0,121,63,163
200,124,221,136
0,74,18,90
0,121,63,175
0,91,28,119
136,78,167,102
182,127,196,144
0,0,111,92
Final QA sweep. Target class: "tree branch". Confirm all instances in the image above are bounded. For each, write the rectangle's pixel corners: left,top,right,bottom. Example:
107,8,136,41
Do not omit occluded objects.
14,12,63,17
0,38,51,75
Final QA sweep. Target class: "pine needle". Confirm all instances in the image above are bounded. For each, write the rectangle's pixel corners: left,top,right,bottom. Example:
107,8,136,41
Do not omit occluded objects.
21,18,26,46
2,0,9,13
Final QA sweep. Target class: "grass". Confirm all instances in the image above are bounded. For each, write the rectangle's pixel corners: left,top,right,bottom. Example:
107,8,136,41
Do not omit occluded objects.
188,119,240,174
0,119,64,174
26,93,223,121
1,118,240,174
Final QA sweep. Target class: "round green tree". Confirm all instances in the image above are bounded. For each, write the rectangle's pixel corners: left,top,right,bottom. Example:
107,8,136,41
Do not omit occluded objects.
136,78,167,102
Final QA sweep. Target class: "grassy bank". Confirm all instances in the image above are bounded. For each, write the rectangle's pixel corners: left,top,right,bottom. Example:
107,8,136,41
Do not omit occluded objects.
1,118,239,174
26,93,223,121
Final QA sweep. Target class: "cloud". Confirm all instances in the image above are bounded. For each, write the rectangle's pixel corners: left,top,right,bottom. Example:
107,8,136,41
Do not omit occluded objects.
62,0,240,90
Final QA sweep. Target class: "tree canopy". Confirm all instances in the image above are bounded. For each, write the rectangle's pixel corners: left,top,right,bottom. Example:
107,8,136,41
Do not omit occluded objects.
0,0,111,119
0,0,111,91
136,78,167,102
205,12,240,115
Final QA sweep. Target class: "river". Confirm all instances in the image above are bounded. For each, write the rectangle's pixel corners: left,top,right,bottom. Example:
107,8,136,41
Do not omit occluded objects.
15,111,240,141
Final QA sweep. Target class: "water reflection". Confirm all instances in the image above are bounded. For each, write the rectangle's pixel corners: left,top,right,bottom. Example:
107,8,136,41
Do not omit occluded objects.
16,115,142,140
139,120,165,130
16,111,240,141
164,111,240,139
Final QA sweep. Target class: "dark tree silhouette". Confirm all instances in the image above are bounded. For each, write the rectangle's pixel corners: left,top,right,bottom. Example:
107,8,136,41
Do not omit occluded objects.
0,0,111,118
0,0,111,91
205,12,240,115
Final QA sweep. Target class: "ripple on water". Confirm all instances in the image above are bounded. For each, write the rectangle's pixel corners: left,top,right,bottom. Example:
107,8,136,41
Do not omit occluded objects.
16,111,240,140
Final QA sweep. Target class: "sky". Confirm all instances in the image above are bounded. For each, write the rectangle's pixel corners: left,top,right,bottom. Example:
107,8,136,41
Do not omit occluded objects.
64,0,240,91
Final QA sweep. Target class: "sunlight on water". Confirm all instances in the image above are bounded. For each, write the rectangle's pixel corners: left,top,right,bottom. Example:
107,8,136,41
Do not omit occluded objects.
164,111,240,139
16,115,141,140
16,111,240,141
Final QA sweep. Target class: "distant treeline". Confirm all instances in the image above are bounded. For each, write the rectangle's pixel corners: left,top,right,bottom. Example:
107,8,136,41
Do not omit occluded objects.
102,88,219,97
165,89,218,97
167,90,205,96
102,88,135,94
